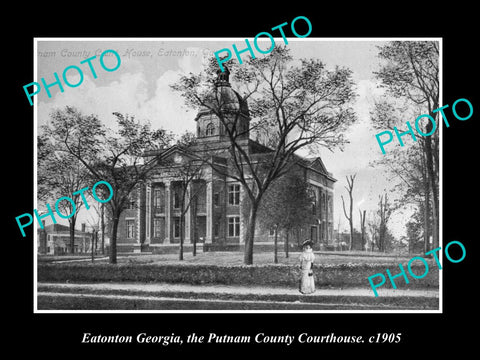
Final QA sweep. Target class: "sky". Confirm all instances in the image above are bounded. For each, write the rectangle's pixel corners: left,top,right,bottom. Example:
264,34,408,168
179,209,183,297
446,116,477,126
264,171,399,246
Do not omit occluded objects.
34,38,434,239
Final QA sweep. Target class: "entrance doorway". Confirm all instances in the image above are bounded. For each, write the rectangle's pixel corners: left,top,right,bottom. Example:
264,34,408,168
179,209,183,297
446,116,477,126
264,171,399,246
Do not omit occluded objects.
310,226,318,244
194,216,206,243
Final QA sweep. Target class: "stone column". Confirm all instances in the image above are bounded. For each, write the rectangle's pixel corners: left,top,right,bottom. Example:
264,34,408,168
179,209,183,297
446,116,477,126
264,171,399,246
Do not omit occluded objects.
185,182,192,243
136,187,141,245
322,189,327,243
164,180,172,244
205,180,212,244
239,183,245,244
146,182,151,244
327,191,333,243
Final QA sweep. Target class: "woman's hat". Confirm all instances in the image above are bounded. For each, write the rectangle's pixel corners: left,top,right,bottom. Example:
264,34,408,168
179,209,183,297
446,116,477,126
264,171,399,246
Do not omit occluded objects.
302,240,313,248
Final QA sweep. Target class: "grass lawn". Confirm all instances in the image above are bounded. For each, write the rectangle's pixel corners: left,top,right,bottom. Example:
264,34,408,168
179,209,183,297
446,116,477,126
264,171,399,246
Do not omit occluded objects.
38,250,439,290
38,254,108,263
39,250,427,267
37,292,438,310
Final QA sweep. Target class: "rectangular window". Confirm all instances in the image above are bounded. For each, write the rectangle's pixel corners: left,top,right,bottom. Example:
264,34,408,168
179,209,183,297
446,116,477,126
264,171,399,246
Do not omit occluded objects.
228,184,240,205
319,192,323,218
153,218,162,238
214,222,219,237
322,193,327,217
153,188,163,208
126,220,135,239
173,191,181,209
269,228,276,236
196,187,206,212
228,216,240,237
311,226,317,243
213,193,220,206
174,218,181,238
309,188,316,215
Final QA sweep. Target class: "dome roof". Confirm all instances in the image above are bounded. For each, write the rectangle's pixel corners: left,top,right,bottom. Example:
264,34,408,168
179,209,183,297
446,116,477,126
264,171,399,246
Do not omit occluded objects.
198,67,249,117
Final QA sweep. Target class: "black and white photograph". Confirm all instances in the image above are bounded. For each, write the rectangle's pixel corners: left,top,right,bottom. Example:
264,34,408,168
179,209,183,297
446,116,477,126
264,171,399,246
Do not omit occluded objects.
33,38,441,312
6,6,477,356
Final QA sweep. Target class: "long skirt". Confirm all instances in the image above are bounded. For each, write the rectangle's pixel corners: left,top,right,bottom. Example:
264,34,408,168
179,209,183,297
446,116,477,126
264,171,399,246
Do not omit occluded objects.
299,270,315,294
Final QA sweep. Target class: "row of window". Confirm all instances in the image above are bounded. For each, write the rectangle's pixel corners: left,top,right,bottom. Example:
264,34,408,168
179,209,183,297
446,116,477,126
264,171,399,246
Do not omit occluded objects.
309,190,333,216
125,216,241,239
128,218,333,240
142,183,242,210
132,185,332,214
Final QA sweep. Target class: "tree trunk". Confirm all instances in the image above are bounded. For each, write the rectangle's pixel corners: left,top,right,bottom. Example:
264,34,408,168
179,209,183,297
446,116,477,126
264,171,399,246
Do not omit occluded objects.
95,231,98,255
360,210,366,251
379,226,385,252
424,122,439,250
420,148,431,254
273,226,278,264
284,230,289,258
341,175,356,251
430,185,439,250
101,203,105,255
423,193,430,254
192,226,197,257
179,214,184,261
244,202,258,265
363,217,365,251
69,217,76,254
91,231,95,263
348,221,354,251
110,215,119,264
192,202,197,257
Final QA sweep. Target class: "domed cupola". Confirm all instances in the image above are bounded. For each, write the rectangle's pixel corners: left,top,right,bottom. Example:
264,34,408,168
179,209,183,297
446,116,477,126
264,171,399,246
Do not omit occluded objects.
195,66,250,142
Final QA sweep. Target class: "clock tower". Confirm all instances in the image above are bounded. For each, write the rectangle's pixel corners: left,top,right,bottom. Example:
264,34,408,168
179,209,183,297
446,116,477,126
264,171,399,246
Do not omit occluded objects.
194,66,250,143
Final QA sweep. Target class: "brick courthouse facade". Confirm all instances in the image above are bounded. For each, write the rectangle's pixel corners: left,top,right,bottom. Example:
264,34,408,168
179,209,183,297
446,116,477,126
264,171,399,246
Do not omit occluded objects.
116,70,336,253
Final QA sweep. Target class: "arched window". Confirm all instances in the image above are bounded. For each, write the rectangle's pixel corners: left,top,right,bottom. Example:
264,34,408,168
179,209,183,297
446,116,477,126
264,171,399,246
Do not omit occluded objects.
205,122,215,136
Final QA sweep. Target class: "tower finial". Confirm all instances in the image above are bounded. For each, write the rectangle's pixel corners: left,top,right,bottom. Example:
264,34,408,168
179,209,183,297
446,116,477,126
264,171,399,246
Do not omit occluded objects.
215,65,230,86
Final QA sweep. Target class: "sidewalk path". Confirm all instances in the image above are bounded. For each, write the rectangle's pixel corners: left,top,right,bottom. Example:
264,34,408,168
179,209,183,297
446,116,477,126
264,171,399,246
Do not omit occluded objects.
37,282,439,310
38,282,439,298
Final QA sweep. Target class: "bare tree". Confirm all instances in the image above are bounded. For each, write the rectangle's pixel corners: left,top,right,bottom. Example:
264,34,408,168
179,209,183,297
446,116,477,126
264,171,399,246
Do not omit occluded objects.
171,156,205,261
371,100,432,253
87,202,107,260
341,174,356,251
49,106,173,264
367,215,378,252
39,125,92,255
172,47,356,265
255,169,314,263
374,41,439,250
377,193,393,252
359,208,367,251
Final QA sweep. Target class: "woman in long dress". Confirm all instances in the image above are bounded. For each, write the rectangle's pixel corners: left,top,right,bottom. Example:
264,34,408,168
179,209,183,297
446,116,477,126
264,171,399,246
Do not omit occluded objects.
299,240,315,294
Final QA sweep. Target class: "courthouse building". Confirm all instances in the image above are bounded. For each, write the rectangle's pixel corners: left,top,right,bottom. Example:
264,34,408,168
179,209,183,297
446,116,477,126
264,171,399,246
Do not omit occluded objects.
116,69,336,253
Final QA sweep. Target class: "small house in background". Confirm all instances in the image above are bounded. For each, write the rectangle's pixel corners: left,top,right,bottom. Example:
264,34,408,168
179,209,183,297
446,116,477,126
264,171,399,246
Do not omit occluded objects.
333,230,364,251
37,223,91,255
